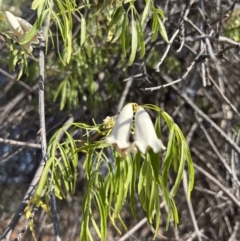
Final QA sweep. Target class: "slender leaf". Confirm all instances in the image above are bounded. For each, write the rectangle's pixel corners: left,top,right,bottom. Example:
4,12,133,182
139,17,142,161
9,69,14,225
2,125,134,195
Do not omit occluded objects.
128,10,138,66
81,17,86,46
141,0,151,28
35,157,55,205
171,142,185,197
120,14,128,57
158,16,169,43
94,190,107,241
32,0,46,10
19,22,38,45
114,156,125,217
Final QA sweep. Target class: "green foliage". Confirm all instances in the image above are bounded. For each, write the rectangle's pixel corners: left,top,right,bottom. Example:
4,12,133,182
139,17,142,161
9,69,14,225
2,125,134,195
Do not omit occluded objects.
1,0,168,86
225,9,240,42
35,104,194,240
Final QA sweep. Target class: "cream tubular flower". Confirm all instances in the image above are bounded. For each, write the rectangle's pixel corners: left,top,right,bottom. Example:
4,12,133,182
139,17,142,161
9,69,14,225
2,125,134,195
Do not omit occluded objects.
5,11,39,53
5,11,24,37
133,106,166,154
106,103,133,151
15,16,40,44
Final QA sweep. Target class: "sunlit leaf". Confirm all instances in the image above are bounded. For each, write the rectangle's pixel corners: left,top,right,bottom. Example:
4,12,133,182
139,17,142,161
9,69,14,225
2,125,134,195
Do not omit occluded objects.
152,8,159,41
35,157,55,205
114,156,125,217
155,8,165,20
171,142,185,197
128,12,138,65
158,16,169,43
141,0,151,28
136,19,145,58
19,23,38,45
81,17,86,46
120,14,129,57
94,190,107,241
107,7,124,42
170,197,179,227
162,127,174,187
32,0,46,10
154,191,161,239
138,158,148,210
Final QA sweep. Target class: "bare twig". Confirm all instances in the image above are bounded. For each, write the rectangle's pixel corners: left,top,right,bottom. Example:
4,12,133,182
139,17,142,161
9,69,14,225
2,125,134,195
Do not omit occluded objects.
177,0,196,53
207,74,240,118
118,217,148,241
183,171,203,241
195,114,240,187
160,73,240,155
118,202,167,241
0,137,41,149
194,163,240,208
143,46,205,91
155,29,180,72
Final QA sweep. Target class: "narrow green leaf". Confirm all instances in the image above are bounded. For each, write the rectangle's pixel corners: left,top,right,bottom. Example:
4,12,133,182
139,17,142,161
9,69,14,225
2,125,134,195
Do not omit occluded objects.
138,158,148,210
170,197,179,227
148,149,160,182
60,79,67,110
19,23,38,45
80,204,91,241
64,130,78,165
128,11,138,66
111,15,124,43
17,64,24,80
32,0,45,10
91,217,101,238
54,163,68,199
117,213,128,231
145,159,152,198
185,144,195,198
141,0,151,28
162,127,174,187
57,143,71,177
35,157,55,205
155,8,165,20
151,8,159,41
158,16,169,43
171,142,185,197
114,156,125,217
130,152,141,218
67,31,72,63
154,190,161,239
108,6,124,30
136,19,145,58
94,191,107,241
161,111,174,130
120,14,128,57
80,17,86,46
148,180,156,223
106,6,123,41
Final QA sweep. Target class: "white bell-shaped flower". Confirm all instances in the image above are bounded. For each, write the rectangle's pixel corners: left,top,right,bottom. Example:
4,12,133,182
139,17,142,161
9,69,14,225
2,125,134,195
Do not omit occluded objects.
132,106,166,154
5,11,24,37
5,11,40,53
106,103,134,152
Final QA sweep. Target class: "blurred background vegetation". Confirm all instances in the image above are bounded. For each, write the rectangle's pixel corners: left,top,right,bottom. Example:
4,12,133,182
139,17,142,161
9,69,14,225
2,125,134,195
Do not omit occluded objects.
0,0,240,240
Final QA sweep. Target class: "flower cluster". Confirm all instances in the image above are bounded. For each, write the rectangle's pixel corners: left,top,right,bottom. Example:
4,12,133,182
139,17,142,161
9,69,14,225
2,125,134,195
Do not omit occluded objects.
106,103,166,156
4,11,40,54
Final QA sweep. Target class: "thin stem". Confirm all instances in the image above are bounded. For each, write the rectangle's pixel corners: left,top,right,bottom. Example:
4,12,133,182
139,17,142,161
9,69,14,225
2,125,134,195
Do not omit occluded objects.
0,137,41,149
